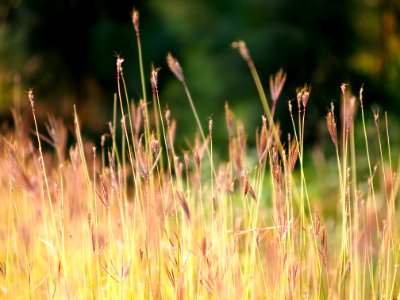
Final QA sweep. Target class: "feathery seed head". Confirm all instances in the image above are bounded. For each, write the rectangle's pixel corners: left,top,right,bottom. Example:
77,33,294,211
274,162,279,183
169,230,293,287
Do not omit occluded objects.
302,91,310,108
341,83,347,96
176,190,190,221
288,100,293,117
28,89,34,107
326,103,338,150
167,53,185,83
116,57,124,78
344,96,357,134
225,102,234,137
270,69,287,104
289,138,299,173
359,84,364,106
99,173,110,209
101,134,107,148
296,85,311,109
132,9,139,34
151,138,160,156
151,66,160,95
296,90,302,109
108,122,115,138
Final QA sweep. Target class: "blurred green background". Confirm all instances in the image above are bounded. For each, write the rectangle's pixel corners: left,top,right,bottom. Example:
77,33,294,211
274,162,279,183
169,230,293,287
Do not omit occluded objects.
1,0,399,149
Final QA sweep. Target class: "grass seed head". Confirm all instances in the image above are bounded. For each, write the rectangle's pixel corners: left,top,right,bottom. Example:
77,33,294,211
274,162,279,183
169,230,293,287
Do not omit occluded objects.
257,115,269,163
132,9,139,34
326,103,338,150
4,143,39,198
28,89,34,108
107,151,119,192
231,40,251,62
270,146,282,189
108,122,115,138
359,84,364,106
101,134,107,148
296,92,301,110
99,173,110,208
225,102,234,137
176,190,190,221
288,100,293,117
116,56,124,77
344,96,357,133
341,83,347,96
289,137,299,173
270,69,286,104
151,138,160,157
243,173,257,201
167,53,185,83
151,66,160,95
167,120,176,151
296,84,311,110
373,108,379,128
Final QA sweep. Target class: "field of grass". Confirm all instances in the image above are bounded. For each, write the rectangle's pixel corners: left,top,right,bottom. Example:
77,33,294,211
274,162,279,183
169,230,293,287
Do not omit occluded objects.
1,11,400,299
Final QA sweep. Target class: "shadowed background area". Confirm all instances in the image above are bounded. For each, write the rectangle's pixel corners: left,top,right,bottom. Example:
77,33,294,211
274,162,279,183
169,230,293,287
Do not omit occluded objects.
1,0,399,149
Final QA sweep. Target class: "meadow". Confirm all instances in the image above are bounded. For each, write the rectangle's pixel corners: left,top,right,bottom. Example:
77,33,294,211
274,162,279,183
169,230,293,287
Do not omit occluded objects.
1,10,400,299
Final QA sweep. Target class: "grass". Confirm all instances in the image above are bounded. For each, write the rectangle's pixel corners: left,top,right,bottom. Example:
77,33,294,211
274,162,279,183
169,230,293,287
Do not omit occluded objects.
1,11,400,299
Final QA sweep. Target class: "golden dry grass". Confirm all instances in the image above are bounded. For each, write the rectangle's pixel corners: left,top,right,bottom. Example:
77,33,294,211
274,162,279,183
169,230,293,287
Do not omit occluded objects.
0,13,400,299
